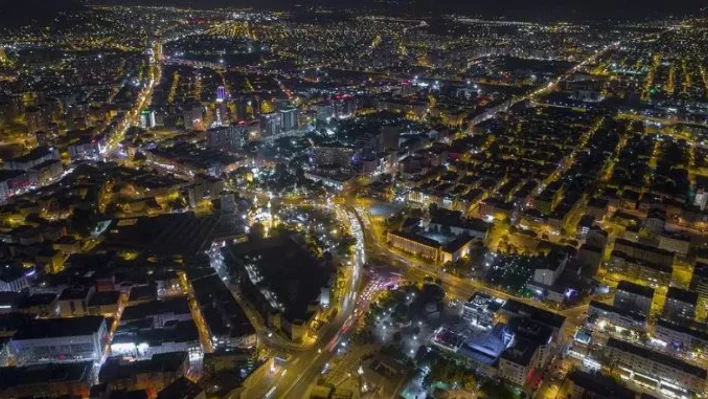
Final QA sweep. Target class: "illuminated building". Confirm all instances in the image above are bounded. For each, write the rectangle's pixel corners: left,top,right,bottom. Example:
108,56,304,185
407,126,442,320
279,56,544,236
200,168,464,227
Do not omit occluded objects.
259,112,281,138
0,170,34,202
661,287,697,323
206,125,247,151
588,300,647,330
279,107,298,132
10,316,108,365
606,338,706,397
0,362,92,398
140,109,156,129
3,146,60,172
565,370,636,399
216,86,227,103
614,281,654,317
99,351,189,397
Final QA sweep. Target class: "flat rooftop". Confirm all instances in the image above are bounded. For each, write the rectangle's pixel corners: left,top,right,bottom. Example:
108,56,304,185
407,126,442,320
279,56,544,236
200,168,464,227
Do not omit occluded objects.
0,362,92,390
12,316,105,340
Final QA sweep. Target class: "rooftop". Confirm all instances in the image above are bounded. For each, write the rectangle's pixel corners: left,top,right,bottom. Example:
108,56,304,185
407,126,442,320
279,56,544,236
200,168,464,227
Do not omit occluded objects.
567,370,635,399
12,316,106,340
500,299,566,331
666,286,698,305
121,297,191,323
607,338,707,379
156,377,204,399
0,362,92,390
99,351,188,383
616,280,655,299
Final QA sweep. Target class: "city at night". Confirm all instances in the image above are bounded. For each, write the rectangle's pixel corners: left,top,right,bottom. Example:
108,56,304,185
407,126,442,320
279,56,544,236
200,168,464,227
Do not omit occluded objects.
0,0,706,398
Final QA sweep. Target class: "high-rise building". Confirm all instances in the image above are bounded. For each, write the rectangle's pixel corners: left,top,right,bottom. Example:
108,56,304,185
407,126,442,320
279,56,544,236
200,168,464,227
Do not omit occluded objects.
279,107,298,132
216,86,228,103
259,112,282,138
140,110,156,129
206,125,248,151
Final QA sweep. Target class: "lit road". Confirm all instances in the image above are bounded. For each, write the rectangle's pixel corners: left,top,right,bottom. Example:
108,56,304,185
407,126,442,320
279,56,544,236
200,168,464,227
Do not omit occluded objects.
268,207,367,399
213,204,368,399
465,41,621,133
274,276,396,399
105,40,163,156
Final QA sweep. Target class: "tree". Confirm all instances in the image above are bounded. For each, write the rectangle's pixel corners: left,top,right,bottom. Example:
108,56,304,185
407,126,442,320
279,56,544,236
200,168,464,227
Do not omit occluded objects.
409,207,424,218
428,203,439,216
393,331,402,343
249,222,266,241
70,208,97,238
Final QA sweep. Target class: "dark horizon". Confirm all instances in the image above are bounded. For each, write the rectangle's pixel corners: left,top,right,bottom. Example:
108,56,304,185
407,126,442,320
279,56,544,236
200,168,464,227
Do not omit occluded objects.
2,0,707,23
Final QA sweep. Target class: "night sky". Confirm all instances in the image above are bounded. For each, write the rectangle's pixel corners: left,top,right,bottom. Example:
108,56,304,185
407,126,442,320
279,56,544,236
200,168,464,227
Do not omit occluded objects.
0,0,705,22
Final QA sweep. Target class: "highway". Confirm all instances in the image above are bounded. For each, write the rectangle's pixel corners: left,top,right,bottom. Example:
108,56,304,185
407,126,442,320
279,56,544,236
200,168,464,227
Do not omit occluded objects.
260,208,366,399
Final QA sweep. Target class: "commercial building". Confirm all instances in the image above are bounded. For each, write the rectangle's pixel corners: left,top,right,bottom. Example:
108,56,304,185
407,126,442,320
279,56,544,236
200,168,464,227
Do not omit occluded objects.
111,319,201,360
588,300,647,330
387,229,469,264
99,351,189,397
29,160,64,186
3,146,60,172
500,299,566,338
614,281,654,317
259,112,282,138
120,297,192,328
206,125,248,151
68,134,107,160
0,361,93,398
304,170,355,192
606,338,707,396
10,316,108,365
0,170,34,202
462,293,505,330
279,107,298,132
